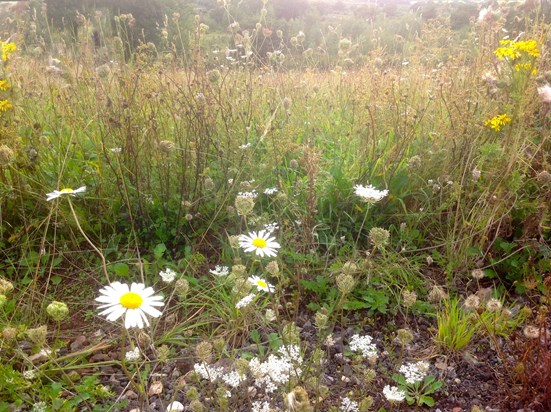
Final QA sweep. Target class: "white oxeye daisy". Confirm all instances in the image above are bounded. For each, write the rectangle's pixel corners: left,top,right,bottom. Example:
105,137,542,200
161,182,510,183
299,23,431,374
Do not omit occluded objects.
248,275,275,293
95,282,164,329
238,230,280,258
354,184,388,203
46,186,87,201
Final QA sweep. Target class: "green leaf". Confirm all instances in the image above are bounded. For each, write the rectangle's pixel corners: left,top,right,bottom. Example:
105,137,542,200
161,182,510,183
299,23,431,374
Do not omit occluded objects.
343,300,370,310
110,263,130,277
418,395,435,407
51,275,62,285
249,330,261,343
154,243,167,259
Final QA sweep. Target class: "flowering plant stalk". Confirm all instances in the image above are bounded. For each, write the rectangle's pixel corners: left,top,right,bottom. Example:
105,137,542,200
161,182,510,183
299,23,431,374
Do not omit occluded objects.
391,372,443,407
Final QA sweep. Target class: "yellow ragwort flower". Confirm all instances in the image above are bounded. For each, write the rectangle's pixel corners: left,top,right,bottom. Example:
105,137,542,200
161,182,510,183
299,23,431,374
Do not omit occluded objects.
484,113,512,131
0,80,10,91
0,100,12,113
1,42,17,61
494,39,539,61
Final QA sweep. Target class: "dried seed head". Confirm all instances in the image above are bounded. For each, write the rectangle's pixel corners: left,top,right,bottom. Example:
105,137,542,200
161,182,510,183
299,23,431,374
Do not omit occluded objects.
369,227,390,248
523,325,540,339
0,278,14,295
27,325,48,346
2,326,17,341
485,298,502,312
175,278,189,299
336,273,355,295
401,290,417,308
396,328,414,346
234,195,255,216
314,311,329,330
195,341,213,363
428,285,448,302
464,294,481,310
471,269,485,280
341,261,358,275
266,260,280,276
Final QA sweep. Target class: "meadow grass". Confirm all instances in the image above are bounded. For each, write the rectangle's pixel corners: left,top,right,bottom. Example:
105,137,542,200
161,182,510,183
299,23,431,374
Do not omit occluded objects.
0,3,550,411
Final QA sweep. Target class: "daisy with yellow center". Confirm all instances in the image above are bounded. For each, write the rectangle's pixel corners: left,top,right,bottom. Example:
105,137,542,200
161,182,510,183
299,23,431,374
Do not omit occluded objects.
95,282,164,329
248,275,275,293
238,229,280,258
46,186,87,201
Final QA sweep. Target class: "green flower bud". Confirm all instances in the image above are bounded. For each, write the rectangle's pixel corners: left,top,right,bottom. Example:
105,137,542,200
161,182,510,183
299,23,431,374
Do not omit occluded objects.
46,301,69,321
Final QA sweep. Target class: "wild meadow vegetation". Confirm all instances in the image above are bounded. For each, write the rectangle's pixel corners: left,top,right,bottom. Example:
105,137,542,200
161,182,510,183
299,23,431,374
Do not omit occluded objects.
0,0,550,411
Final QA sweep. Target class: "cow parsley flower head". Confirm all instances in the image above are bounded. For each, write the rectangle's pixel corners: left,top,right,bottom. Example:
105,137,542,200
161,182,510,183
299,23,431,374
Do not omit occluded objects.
399,360,430,384
159,268,177,283
210,265,230,277
340,396,360,412
349,334,378,359
125,346,141,362
354,184,388,203
383,385,406,402
236,293,256,308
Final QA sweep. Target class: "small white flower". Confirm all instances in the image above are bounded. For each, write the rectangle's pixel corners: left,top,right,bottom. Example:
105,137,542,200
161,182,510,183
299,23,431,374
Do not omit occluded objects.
248,275,275,293
31,402,47,412
354,184,388,203
210,265,230,277
251,401,271,412
349,334,378,359
263,187,278,195
46,186,87,201
110,147,122,153
222,370,246,388
159,268,177,283
239,142,252,149
383,385,406,402
238,190,258,198
166,401,184,412
239,230,280,258
236,293,256,308
263,222,279,232
95,282,164,329
23,370,36,380
125,346,141,362
399,360,429,384
340,396,360,412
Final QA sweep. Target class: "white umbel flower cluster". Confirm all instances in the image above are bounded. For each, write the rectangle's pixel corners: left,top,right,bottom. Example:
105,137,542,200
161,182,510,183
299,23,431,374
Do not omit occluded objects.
125,346,141,362
354,184,388,203
383,385,406,402
249,345,303,393
193,362,224,383
159,268,177,283
236,293,256,309
221,370,246,388
340,396,360,412
399,360,430,384
349,334,378,359
251,401,271,412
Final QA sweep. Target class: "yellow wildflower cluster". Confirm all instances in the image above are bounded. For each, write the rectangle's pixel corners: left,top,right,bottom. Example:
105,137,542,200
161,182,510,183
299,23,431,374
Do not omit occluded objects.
0,100,12,113
514,62,537,74
0,41,17,62
494,39,540,61
0,80,10,91
484,114,512,131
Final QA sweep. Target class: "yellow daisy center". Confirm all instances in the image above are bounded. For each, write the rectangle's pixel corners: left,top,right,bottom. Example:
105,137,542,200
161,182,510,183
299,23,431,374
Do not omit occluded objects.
60,188,73,193
120,292,143,309
256,280,267,289
252,238,267,248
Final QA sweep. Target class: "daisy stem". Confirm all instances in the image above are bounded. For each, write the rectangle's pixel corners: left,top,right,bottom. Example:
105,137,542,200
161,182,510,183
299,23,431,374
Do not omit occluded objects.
67,198,110,283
